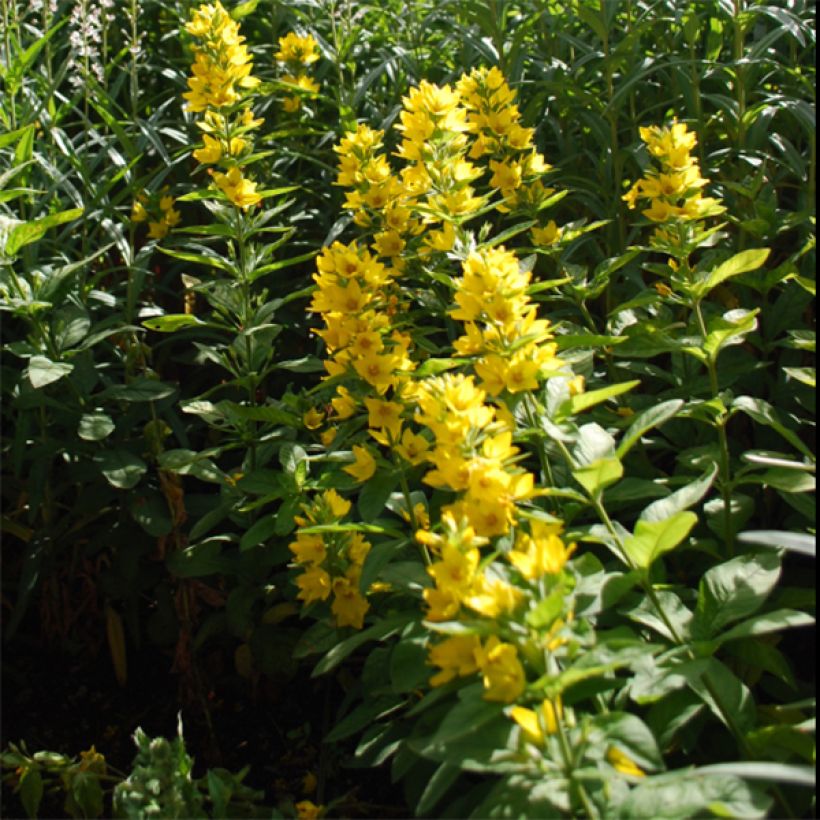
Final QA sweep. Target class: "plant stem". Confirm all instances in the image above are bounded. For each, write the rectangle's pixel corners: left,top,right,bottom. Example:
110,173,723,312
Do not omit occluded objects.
693,299,735,555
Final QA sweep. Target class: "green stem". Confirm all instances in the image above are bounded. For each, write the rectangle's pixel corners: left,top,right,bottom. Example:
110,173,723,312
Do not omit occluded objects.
2,0,17,131
235,211,258,472
554,711,598,819
601,1,624,255
693,299,735,556
732,0,747,152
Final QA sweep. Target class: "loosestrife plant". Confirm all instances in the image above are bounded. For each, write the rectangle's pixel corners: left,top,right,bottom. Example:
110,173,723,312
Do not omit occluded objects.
291,66,814,818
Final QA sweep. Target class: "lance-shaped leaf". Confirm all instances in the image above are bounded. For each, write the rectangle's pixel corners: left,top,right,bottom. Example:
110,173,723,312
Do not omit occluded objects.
689,248,770,300
622,512,698,570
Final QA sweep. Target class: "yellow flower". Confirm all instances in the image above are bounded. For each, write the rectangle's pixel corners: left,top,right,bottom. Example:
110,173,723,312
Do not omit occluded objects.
508,521,576,580
428,634,482,686
344,444,377,482
148,220,169,240
352,351,401,393
510,699,562,745
131,201,148,222
276,32,320,66
322,488,351,519
331,386,357,419
210,167,261,209
364,397,403,439
78,746,106,775
303,407,325,430
394,428,429,465
606,746,646,778
289,534,326,566
331,571,369,628
295,800,324,819
531,220,561,246
464,573,524,618
295,565,331,604
428,543,480,598
474,636,526,703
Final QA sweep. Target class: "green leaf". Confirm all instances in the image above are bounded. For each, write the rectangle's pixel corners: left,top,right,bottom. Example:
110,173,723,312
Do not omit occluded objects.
687,658,756,733
18,766,44,819
471,774,568,818
617,768,772,819
325,695,403,744
231,0,259,18
408,691,511,772
736,530,815,557
702,308,759,360
622,512,698,570
239,515,279,551
691,248,771,300
78,413,115,441
142,314,209,332
568,380,640,415
27,355,73,389
156,246,235,273
129,491,173,537
616,399,685,459
693,762,815,788
166,538,235,578
6,208,84,256
312,612,415,676
390,633,430,693
640,464,718,523
593,712,664,772
104,378,177,402
732,396,814,460
416,763,461,816
783,366,815,387
358,471,399,521
95,450,148,489
739,468,816,492
415,357,462,377
571,424,623,496
692,551,781,638
573,458,623,496
714,609,815,647
279,442,307,477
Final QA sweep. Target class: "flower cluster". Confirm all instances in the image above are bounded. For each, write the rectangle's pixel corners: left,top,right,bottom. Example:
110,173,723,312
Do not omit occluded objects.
308,240,417,476
622,120,723,224
66,0,108,88
450,246,562,396
183,1,263,209
289,490,371,629
275,32,321,113
131,189,181,240
419,511,576,715
414,374,530,541
333,67,562,256
457,67,553,219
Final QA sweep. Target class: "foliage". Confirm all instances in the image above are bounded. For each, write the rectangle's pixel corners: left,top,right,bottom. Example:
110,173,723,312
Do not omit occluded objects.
1,0,815,817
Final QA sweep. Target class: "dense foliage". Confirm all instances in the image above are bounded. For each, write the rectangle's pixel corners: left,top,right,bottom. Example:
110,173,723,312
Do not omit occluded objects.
1,0,815,817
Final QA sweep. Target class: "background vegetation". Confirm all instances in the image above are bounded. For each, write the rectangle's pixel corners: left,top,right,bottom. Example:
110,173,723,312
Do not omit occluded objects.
1,0,815,817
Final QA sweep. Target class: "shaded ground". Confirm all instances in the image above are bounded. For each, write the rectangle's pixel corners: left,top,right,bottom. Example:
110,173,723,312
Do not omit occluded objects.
1,636,407,818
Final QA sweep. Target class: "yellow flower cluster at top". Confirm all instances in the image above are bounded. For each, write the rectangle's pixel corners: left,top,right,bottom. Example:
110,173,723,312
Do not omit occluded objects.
289,489,371,629
183,2,263,209
622,120,723,225
131,189,181,240
334,66,561,255
275,32,321,113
